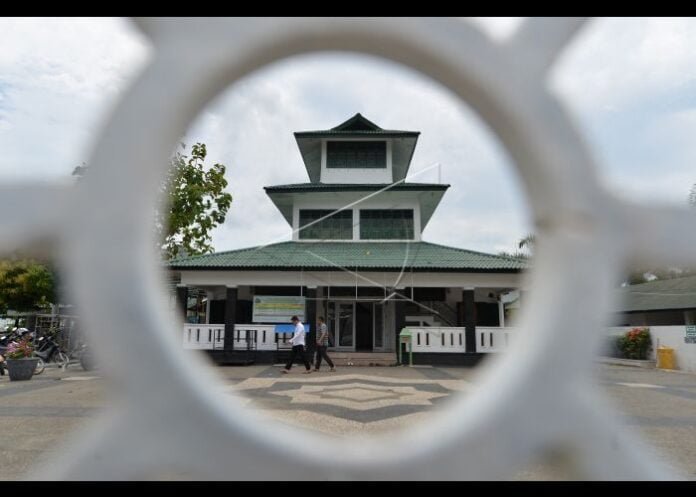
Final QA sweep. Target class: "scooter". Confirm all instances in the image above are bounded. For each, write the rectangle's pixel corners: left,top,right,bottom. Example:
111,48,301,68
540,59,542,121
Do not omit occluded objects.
33,334,69,375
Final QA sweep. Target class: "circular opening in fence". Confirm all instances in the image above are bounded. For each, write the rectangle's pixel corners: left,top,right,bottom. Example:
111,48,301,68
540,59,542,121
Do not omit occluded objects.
160,45,540,471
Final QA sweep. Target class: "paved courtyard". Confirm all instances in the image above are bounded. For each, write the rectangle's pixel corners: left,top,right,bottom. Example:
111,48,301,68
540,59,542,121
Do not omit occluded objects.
1,361,695,480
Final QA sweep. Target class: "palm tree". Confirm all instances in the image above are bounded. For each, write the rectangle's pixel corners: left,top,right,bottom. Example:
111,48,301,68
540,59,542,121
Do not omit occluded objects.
518,234,536,252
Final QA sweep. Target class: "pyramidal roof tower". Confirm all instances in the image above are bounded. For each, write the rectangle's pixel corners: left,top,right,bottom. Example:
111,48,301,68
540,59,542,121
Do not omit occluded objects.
264,113,449,240
294,112,420,184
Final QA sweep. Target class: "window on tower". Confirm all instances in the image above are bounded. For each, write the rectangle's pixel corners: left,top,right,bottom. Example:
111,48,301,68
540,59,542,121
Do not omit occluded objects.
298,209,354,240
359,209,414,240
326,141,386,169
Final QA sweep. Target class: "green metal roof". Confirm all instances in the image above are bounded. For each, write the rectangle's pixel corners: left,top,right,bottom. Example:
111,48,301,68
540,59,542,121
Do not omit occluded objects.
294,114,420,183
616,275,696,312
264,183,449,193
168,241,529,272
294,113,419,137
264,183,449,231
295,131,419,137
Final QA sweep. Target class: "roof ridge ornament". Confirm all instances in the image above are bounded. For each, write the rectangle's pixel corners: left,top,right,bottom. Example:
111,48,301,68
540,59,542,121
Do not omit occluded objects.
331,113,383,131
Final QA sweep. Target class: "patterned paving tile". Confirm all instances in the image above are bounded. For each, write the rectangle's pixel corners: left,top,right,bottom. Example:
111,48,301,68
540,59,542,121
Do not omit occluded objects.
270,382,449,411
224,371,471,426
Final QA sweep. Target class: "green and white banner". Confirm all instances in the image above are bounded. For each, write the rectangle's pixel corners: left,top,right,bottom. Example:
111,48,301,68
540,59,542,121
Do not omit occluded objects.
252,296,306,323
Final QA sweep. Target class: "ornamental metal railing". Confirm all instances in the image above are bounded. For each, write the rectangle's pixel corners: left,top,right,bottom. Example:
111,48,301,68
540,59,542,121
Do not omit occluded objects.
4,17,687,479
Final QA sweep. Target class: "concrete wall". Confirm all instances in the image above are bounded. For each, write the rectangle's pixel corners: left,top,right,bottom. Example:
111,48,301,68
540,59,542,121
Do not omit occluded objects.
607,326,696,373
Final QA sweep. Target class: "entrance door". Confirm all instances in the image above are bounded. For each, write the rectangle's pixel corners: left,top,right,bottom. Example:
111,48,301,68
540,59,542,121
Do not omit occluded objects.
327,301,355,350
355,302,373,351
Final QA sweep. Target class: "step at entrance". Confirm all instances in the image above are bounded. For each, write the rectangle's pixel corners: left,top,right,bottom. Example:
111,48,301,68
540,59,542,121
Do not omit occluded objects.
324,352,397,367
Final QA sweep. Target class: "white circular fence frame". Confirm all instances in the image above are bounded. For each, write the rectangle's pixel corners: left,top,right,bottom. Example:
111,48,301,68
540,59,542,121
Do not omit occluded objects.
3,17,689,480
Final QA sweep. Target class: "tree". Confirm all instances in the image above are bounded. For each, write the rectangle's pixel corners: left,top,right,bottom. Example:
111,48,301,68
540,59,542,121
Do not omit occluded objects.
74,143,233,260
157,143,233,259
518,234,536,252
689,183,696,208
498,234,536,260
0,259,55,314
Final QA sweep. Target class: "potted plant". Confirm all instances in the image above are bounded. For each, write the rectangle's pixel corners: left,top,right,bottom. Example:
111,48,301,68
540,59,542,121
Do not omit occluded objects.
5,337,39,381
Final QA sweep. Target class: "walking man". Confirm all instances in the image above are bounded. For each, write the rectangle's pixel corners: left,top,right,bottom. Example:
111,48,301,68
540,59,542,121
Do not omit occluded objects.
314,316,336,372
282,316,312,374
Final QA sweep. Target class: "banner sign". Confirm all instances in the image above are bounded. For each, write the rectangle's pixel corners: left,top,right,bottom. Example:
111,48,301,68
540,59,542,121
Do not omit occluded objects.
252,296,306,323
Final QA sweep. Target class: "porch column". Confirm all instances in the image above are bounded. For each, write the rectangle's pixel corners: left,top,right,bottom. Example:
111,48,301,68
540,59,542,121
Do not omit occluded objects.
498,296,505,328
205,291,214,324
306,287,317,355
461,289,476,353
223,286,238,352
176,285,188,320
394,294,406,359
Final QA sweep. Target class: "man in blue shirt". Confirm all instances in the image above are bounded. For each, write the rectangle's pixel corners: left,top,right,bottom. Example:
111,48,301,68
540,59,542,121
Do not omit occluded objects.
282,316,312,374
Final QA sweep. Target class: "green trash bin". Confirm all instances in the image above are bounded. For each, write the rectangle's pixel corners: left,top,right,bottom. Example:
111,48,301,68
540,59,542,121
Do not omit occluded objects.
399,328,413,366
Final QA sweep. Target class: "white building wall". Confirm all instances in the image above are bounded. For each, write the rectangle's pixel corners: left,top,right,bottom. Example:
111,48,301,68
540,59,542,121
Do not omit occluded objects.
608,326,696,373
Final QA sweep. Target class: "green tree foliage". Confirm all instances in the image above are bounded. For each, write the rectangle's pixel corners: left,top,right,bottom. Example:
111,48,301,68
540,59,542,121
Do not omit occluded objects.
157,143,233,260
74,143,233,260
0,259,55,313
498,234,535,261
518,234,536,252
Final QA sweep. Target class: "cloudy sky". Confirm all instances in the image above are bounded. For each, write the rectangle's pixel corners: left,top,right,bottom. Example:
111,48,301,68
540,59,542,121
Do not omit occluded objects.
2,18,696,255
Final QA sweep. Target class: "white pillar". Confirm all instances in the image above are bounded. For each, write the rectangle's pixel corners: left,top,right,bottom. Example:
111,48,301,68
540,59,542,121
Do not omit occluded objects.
206,290,214,324
499,297,505,328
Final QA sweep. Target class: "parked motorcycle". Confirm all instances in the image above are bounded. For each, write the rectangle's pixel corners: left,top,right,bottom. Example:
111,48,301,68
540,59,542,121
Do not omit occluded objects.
33,334,69,375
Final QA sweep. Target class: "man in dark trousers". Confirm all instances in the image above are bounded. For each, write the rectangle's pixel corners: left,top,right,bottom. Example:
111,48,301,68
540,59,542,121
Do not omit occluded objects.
282,316,312,374
314,316,336,372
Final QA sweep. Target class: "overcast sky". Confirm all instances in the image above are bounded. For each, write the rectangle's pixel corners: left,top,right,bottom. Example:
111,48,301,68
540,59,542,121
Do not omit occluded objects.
2,18,696,255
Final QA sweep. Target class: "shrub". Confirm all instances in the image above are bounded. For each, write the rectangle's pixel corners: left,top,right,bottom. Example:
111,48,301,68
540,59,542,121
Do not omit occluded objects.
616,327,651,360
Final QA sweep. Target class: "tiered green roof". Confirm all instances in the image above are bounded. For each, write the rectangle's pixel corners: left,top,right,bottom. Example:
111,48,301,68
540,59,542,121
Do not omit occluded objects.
169,241,529,272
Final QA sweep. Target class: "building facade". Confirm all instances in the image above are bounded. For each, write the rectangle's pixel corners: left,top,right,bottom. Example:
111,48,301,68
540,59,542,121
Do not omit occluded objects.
614,274,696,326
170,114,529,365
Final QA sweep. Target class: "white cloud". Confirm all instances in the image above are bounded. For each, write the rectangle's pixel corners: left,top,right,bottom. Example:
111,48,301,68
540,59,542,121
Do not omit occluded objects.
2,17,695,257
0,18,150,181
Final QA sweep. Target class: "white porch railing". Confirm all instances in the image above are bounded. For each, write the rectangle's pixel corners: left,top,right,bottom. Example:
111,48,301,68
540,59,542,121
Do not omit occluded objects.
407,326,467,353
183,324,225,350
405,326,516,353
477,327,515,353
182,324,278,351
233,324,276,351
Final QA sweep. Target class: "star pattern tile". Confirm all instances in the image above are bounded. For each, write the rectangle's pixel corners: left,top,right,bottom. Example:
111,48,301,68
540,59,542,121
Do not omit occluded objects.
271,381,448,411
